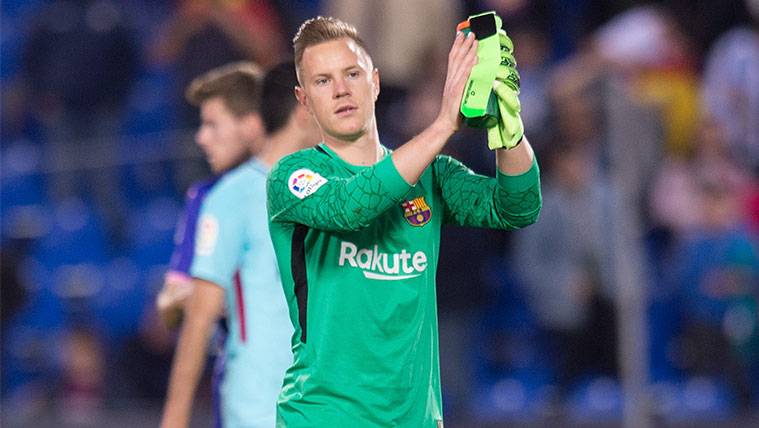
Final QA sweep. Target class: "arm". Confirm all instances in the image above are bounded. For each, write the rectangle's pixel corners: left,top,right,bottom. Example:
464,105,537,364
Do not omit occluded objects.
391,31,478,185
161,178,243,427
156,272,194,329
495,136,535,175
268,32,480,231
267,154,412,231
160,279,224,428
435,150,541,229
157,181,214,329
435,23,540,229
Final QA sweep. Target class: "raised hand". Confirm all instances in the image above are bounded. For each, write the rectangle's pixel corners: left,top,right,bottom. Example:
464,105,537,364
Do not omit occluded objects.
436,31,479,134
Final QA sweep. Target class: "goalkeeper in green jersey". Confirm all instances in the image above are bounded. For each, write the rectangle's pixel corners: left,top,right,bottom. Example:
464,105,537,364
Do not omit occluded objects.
266,15,541,428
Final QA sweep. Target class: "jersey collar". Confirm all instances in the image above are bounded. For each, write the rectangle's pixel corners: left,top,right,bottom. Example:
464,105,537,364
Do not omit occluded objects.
316,142,391,174
248,157,271,176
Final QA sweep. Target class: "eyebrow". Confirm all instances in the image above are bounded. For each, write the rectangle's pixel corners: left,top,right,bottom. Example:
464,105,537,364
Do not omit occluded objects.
311,65,362,79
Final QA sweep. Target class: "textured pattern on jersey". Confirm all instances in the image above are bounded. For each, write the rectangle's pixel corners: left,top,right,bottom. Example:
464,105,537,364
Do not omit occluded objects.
434,155,540,228
502,182,541,217
268,149,404,232
267,147,540,428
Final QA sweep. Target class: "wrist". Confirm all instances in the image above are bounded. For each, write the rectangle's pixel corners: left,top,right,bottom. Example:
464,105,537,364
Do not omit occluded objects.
430,116,458,140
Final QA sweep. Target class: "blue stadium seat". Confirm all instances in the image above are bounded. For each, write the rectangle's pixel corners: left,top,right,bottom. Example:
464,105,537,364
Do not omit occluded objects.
124,196,180,266
471,377,553,423
91,257,151,342
1,141,47,208
1,203,53,244
566,377,624,423
121,72,177,137
29,198,110,268
657,377,736,423
1,275,66,396
1,0,48,80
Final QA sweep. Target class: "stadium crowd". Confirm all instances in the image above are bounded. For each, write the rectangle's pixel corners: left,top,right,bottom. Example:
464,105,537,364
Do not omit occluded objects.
2,0,758,426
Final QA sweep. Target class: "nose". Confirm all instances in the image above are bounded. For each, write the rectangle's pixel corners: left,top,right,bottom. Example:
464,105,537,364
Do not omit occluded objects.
195,127,208,148
332,77,350,99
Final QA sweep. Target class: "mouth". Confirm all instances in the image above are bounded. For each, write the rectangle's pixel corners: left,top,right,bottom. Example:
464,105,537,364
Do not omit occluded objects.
334,104,358,116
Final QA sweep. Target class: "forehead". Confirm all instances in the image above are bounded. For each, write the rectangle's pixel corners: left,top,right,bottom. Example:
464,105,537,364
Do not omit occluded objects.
300,37,372,77
200,97,234,118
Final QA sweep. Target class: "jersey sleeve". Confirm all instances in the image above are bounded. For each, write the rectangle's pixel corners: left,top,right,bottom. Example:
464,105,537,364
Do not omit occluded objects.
189,186,247,290
267,152,413,232
433,154,541,229
167,181,212,275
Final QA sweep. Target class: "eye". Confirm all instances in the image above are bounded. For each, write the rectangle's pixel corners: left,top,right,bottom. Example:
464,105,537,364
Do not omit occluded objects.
347,70,361,79
315,77,329,86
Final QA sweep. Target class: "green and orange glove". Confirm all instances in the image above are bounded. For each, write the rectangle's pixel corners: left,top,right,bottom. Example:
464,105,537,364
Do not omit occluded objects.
488,29,524,150
458,12,501,129
458,12,523,150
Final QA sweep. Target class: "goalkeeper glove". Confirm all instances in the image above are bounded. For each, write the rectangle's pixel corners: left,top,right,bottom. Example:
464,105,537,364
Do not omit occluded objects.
488,29,524,150
459,11,502,129
457,11,524,150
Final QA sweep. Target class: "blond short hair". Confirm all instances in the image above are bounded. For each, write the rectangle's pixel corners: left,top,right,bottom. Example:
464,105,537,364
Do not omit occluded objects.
292,16,371,81
185,61,263,116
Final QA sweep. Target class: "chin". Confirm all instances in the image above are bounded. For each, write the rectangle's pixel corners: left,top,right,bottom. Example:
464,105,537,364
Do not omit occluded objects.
333,123,368,140
334,130,365,142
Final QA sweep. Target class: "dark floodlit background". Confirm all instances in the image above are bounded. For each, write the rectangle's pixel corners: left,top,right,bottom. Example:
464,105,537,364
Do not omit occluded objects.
2,0,759,427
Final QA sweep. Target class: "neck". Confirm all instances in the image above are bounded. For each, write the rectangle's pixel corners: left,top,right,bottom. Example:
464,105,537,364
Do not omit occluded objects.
323,121,382,166
257,127,308,167
219,154,251,174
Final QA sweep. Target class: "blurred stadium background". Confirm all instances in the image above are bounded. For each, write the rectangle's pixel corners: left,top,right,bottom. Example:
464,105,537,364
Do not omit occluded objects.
2,0,759,427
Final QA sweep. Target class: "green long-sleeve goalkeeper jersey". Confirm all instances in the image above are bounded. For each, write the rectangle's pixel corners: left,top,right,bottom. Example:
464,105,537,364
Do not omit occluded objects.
266,143,541,428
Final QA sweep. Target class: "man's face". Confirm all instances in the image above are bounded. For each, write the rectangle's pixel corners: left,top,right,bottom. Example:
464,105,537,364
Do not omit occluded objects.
195,97,255,173
296,37,379,142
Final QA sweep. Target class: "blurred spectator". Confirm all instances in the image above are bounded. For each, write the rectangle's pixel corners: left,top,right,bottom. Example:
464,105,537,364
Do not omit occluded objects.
509,19,553,148
56,326,106,426
1,241,30,400
593,4,700,157
149,0,287,191
20,0,141,243
648,119,756,383
1,244,29,326
474,0,646,60
650,117,755,238
513,140,618,393
669,175,759,409
115,304,174,400
150,0,286,129
270,0,321,39
701,0,759,173
666,0,751,59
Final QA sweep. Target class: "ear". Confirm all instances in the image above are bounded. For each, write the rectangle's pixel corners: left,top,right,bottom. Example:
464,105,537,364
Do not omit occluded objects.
241,113,264,140
372,68,380,101
290,104,312,127
294,86,312,113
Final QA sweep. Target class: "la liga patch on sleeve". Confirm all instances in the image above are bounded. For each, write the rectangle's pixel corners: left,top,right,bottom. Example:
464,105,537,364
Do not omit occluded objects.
196,214,219,256
288,168,327,199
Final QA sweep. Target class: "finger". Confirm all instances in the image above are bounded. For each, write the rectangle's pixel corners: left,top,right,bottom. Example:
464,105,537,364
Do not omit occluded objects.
447,56,478,107
451,31,475,63
451,39,478,85
448,31,465,60
448,32,468,70
447,36,475,80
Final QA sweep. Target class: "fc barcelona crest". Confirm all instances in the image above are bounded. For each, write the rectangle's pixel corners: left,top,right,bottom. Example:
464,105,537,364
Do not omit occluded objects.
401,197,432,227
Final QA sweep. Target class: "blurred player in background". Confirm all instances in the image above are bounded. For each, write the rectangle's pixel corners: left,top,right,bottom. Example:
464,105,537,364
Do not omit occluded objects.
156,61,266,331
266,16,541,427
159,61,318,428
